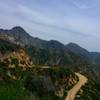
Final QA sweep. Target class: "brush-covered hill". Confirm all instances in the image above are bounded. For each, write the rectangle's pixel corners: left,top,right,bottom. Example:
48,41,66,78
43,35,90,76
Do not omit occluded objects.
0,26,100,100
0,39,80,100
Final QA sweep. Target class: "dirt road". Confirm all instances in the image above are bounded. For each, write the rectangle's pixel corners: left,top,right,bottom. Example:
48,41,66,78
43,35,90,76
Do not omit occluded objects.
65,73,88,100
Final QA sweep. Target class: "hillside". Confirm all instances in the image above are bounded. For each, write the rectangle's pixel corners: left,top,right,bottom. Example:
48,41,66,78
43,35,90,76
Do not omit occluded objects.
75,80,100,100
0,27,100,100
0,26,64,49
66,43,91,60
66,43,100,69
0,40,79,100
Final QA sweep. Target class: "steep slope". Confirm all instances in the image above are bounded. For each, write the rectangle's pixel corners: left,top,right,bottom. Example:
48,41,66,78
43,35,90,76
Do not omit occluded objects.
75,79,100,100
66,43,91,61
66,43,100,69
0,39,20,54
0,41,33,80
26,46,88,67
0,39,79,100
90,52,100,69
65,73,88,100
0,26,64,49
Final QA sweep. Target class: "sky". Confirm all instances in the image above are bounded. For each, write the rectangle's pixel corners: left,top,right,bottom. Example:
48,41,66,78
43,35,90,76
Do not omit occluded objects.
0,0,100,52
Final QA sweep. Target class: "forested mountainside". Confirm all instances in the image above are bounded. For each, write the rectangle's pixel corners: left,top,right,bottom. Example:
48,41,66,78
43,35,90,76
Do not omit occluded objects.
0,26,100,100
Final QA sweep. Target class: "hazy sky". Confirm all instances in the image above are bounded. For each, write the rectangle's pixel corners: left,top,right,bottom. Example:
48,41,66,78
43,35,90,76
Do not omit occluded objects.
0,0,100,52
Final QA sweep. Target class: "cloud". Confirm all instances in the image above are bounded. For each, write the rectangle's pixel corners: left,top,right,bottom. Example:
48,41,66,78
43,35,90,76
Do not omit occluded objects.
70,0,91,10
74,3,89,9
18,4,56,25
16,4,89,37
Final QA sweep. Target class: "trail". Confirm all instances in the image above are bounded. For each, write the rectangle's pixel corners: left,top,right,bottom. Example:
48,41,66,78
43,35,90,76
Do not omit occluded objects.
65,73,88,100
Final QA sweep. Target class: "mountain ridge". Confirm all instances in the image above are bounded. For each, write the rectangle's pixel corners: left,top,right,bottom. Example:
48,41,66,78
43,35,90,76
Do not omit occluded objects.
0,26,100,67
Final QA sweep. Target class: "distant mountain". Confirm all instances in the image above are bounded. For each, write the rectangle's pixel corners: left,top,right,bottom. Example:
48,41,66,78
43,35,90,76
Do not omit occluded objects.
0,27,84,67
0,26,99,63
90,52,100,60
66,43,92,60
0,26,64,49
0,26,100,65
90,52,100,69
65,43,100,69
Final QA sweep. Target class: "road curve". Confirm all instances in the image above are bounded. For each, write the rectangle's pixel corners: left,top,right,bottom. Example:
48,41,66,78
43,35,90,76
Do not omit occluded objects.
65,73,88,100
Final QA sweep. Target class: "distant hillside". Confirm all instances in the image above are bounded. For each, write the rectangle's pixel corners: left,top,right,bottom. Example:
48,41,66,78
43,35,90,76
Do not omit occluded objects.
0,26,64,49
90,52,100,69
66,43,100,69
0,26,100,83
0,26,100,66
66,43,91,60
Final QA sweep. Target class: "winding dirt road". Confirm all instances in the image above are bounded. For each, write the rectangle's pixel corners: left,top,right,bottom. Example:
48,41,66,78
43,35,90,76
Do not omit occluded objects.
65,73,88,100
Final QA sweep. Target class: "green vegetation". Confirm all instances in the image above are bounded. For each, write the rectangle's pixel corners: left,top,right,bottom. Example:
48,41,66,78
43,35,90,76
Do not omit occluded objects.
75,80,100,100
25,67,78,100
0,39,99,100
0,39,19,53
0,58,78,100
0,81,32,100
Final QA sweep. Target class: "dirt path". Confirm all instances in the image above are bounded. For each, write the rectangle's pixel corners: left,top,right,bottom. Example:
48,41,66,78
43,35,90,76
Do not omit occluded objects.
65,73,88,100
